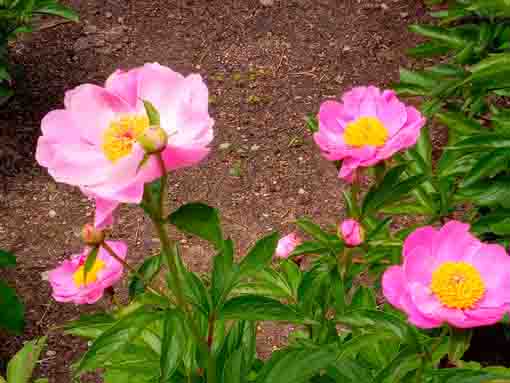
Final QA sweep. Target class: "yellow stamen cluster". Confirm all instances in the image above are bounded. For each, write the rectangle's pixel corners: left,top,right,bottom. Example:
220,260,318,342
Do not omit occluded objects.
102,115,150,162
430,261,485,309
73,259,106,287
343,117,389,148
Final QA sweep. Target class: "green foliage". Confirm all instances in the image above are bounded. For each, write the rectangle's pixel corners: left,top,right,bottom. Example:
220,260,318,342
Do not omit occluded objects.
0,249,24,334
3,337,47,383
0,0,78,98
46,2,510,381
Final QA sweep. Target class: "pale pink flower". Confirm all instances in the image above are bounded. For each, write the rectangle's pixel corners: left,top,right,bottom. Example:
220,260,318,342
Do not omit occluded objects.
382,221,510,329
36,63,214,228
275,233,302,259
47,241,127,304
340,219,364,246
314,86,425,182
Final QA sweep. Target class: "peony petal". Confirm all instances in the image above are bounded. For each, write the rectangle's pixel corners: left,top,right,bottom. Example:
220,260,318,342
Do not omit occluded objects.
436,221,480,263
375,93,407,136
403,246,435,286
93,196,118,229
382,265,406,310
63,84,132,145
403,226,437,259
105,68,141,108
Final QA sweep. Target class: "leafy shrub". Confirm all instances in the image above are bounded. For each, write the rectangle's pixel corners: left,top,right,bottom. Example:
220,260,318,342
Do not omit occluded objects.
22,2,510,382
0,0,78,100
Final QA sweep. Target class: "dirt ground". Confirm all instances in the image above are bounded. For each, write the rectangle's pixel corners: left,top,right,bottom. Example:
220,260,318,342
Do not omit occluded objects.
0,0,427,381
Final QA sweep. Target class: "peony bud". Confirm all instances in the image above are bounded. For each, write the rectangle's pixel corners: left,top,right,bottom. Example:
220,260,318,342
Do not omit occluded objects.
137,125,168,154
340,219,364,247
275,232,302,259
81,223,105,245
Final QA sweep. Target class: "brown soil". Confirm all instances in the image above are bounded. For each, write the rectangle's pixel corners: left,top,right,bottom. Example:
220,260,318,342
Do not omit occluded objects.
0,0,427,381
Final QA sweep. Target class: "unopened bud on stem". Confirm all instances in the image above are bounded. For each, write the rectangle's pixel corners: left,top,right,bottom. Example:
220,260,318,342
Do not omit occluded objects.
81,223,105,245
137,125,168,154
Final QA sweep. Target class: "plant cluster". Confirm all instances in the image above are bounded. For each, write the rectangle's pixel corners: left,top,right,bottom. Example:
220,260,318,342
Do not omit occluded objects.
7,2,510,382
0,0,78,100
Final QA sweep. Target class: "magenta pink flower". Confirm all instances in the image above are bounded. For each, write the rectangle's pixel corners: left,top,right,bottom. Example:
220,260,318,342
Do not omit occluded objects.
314,86,426,182
36,63,214,228
275,233,302,259
341,219,364,247
382,221,510,329
47,241,127,304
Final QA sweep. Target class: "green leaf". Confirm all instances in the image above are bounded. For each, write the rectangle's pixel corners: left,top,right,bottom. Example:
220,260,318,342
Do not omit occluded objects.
290,241,329,257
34,2,78,21
211,238,235,306
362,165,426,215
128,254,162,299
239,232,279,274
336,310,418,344
409,25,468,47
472,211,510,236
7,337,46,383
296,218,336,245
350,286,376,310
160,310,184,381
220,295,307,323
76,309,163,374
255,347,339,383
407,42,451,58
370,344,424,383
222,348,244,383
436,111,483,135
143,100,160,125
64,313,116,339
0,249,16,268
461,149,510,188
0,280,24,334
168,203,224,250
83,246,99,286
446,134,510,152
326,359,374,382
456,177,510,208
305,114,319,133
448,328,472,363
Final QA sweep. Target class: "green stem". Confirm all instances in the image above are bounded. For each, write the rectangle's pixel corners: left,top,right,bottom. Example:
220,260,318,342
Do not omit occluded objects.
101,242,167,299
153,154,213,381
157,154,168,218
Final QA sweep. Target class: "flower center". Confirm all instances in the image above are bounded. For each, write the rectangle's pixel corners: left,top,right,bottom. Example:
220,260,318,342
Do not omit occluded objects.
102,115,150,162
430,261,485,309
343,117,389,147
73,258,106,287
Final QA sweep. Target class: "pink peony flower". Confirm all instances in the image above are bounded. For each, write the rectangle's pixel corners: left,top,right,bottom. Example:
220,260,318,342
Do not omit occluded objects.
275,233,302,259
48,241,127,304
314,86,426,182
36,63,214,228
382,221,510,329
340,219,364,247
